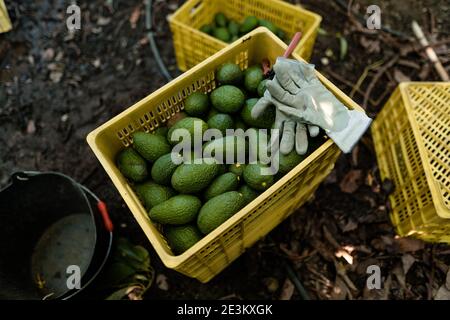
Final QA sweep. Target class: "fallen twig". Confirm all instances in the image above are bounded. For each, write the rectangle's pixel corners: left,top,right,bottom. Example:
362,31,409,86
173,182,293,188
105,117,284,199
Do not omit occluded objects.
325,69,377,105
334,260,357,291
412,21,449,81
285,262,311,300
371,82,396,107
350,60,384,99
363,56,399,109
418,38,450,52
397,59,421,70
428,245,436,300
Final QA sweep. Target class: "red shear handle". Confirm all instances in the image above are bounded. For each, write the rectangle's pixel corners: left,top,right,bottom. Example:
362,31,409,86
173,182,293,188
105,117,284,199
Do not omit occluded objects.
283,32,302,58
262,31,303,77
97,201,114,232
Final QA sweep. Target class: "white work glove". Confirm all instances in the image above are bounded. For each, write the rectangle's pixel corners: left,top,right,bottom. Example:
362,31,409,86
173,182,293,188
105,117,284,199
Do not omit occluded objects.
253,57,372,154
253,88,320,155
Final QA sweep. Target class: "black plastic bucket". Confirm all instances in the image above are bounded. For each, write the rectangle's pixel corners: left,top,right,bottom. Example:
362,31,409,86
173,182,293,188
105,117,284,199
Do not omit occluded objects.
0,171,113,300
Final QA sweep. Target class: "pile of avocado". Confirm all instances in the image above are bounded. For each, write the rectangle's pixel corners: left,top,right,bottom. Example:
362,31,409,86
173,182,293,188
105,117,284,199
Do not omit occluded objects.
116,62,324,255
200,12,288,43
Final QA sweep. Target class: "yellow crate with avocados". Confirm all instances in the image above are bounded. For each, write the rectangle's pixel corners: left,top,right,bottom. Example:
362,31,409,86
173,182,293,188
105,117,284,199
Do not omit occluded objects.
168,0,321,71
87,28,363,282
372,82,450,243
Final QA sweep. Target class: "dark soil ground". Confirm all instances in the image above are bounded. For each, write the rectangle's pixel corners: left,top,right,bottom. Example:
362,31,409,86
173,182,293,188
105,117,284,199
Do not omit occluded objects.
1,0,449,300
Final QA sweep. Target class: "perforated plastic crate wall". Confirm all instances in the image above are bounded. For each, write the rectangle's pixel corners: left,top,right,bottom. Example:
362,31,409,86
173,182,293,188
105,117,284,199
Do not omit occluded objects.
168,0,321,71
372,82,450,243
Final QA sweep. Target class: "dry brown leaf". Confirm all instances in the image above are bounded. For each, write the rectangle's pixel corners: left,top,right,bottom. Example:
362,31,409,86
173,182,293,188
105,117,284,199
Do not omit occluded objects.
311,239,335,262
97,16,111,26
355,258,378,275
398,59,421,70
42,48,55,61
55,51,64,62
139,36,149,46
263,277,279,293
330,276,350,300
168,3,179,11
395,237,425,253
401,254,416,275
27,120,36,134
334,261,357,291
279,243,302,261
418,63,432,80
324,169,337,185
219,294,242,300
126,285,144,300
446,269,450,291
156,274,169,291
434,285,450,300
363,195,377,208
362,275,391,300
339,170,363,193
392,263,406,289
365,170,381,193
354,245,372,254
362,286,382,300
279,278,295,300
399,43,416,56
381,235,394,246
366,171,374,187
393,69,411,83
434,259,449,274
341,219,358,232
335,249,353,265
47,62,59,71
49,71,63,83
434,42,448,55
92,58,101,68
371,235,394,252
381,275,392,300
359,36,381,54
351,145,359,166
323,225,340,248
129,5,141,29
371,238,386,251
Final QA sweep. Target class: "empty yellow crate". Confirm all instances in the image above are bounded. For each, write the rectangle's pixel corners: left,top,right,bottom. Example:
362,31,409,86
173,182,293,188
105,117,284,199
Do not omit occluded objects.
87,28,363,282
168,0,321,71
372,82,450,243
0,0,12,33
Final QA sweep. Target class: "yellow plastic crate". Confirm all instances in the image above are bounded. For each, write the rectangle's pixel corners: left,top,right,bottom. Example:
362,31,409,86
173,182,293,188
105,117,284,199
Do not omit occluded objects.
372,82,450,243
0,0,12,33
168,0,321,71
87,28,363,282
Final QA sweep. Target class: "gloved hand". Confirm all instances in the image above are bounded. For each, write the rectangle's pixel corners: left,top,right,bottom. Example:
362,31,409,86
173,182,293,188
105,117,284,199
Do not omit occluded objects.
252,57,372,154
